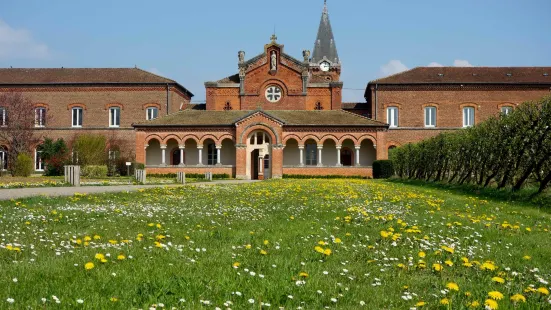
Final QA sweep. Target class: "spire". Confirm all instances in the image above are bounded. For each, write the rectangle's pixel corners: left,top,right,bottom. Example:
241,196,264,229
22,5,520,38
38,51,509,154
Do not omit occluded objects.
311,0,339,64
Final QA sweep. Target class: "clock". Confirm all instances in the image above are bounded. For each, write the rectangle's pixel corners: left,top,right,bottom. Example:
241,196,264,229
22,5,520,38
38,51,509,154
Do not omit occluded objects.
319,61,330,72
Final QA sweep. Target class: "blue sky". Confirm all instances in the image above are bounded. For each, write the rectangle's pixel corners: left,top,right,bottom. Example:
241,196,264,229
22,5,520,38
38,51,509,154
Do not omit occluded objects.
1,0,550,102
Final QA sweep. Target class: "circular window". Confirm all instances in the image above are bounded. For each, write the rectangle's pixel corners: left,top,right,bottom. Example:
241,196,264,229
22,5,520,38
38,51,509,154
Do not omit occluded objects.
265,86,282,103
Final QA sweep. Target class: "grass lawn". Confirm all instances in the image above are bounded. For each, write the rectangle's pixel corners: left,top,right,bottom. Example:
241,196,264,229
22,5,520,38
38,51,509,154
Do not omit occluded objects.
1,180,550,309
0,176,203,188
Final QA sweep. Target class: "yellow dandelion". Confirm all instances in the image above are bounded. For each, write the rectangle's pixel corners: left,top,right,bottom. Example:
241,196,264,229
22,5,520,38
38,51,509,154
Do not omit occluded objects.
245,244,251,249
446,282,459,291
110,297,118,302
491,277,505,284
93,235,101,240
488,291,504,300
537,287,549,295
323,248,332,256
441,245,454,254
263,240,269,245
259,249,267,255
415,301,426,307
440,298,449,305
418,251,426,258
480,261,497,271
334,238,342,244
94,253,105,260
299,272,308,277
232,262,240,268
315,246,324,253
117,254,125,260
380,230,392,238
432,263,443,272
484,299,498,309
84,262,94,270
522,255,531,260
445,260,453,267
468,300,480,308
318,240,326,246
510,294,526,303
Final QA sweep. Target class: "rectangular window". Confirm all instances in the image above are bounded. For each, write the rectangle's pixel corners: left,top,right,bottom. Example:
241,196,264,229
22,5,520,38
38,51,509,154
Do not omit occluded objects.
0,108,6,126
501,106,513,115
109,107,120,127
305,143,317,166
35,108,46,127
463,107,475,127
207,143,217,165
72,108,83,127
387,107,399,128
424,107,436,127
35,149,44,171
146,107,158,120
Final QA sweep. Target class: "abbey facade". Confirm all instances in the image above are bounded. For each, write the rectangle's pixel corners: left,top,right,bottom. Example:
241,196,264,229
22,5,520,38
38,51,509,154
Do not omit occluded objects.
0,2,549,178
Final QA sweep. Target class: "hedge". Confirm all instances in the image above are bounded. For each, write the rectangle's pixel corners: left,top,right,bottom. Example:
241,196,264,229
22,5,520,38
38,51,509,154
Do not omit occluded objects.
283,174,369,179
14,153,33,177
373,160,394,179
148,173,231,180
81,165,108,178
390,96,551,193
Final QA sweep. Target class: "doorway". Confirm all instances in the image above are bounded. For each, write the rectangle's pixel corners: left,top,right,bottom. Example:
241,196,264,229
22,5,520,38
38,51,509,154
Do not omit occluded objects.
341,148,353,166
251,149,260,180
172,149,183,165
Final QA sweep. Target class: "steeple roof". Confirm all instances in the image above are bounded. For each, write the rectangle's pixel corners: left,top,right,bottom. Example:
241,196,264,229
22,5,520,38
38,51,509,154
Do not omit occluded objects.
311,0,339,64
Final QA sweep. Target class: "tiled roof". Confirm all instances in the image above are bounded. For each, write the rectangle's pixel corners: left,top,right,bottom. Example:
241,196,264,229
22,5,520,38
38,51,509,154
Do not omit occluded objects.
134,109,386,127
342,102,368,109
370,67,551,84
216,74,240,84
311,2,339,64
0,67,193,96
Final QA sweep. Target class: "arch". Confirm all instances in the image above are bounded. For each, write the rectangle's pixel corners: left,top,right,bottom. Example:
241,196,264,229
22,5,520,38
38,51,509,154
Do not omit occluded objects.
145,134,163,145
217,134,236,145
337,135,358,146
258,78,289,97
386,141,401,149
320,134,339,145
199,134,220,146
142,102,162,111
300,134,321,145
358,135,377,146
238,123,280,145
459,102,479,111
104,102,124,110
162,134,182,145
382,102,403,110
34,103,50,110
283,134,302,146
67,103,87,110
421,102,440,108
182,135,200,145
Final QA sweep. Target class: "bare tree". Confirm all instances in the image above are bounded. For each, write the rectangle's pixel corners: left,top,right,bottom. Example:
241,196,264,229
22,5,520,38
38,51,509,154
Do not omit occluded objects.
0,92,44,176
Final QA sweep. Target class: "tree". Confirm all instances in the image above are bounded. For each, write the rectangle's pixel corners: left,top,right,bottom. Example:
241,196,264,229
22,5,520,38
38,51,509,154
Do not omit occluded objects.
0,92,45,176
39,138,69,176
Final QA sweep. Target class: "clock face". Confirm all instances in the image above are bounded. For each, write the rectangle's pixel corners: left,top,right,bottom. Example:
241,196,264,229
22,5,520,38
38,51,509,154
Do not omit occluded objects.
320,61,330,72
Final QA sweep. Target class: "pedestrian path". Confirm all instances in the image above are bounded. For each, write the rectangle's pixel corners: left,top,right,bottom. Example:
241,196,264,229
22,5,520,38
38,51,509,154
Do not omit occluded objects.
0,180,257,200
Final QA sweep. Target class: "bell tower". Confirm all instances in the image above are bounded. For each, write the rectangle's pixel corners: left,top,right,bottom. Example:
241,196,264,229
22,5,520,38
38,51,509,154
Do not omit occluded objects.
310,0,341,82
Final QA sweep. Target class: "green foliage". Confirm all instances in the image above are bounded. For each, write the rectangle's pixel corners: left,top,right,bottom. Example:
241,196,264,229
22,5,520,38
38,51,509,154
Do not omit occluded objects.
373,160,394,179
39,138,69,176
135,163,146,170
283,174,367,179
13,153,33,177
72,134,106,166
391,96,551,194
81,165,108,178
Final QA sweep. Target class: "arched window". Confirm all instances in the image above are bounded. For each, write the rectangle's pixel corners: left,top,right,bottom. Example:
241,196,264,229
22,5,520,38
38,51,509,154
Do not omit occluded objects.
207,143,217,165
424,107,436,127
463,107,475,127
387,107,399,127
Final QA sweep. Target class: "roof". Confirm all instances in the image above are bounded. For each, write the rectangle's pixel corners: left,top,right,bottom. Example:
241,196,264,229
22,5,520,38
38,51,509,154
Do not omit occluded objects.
370,67,551,85
217,74,240,84
133,109,386,127
0,67,194,97
311,1,339,64
342,102,369,109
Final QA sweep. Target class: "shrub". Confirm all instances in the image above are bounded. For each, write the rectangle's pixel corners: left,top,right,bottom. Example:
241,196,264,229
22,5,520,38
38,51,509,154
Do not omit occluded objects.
14,153,33,177
282,174,367,179
39,138,69,176
373,160,394,179
81,165,108,178
72,134,106,166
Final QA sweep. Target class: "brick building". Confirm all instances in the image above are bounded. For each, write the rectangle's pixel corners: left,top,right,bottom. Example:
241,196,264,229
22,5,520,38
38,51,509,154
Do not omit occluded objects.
362,67,551,151
0,68,193,171
134,3,388,179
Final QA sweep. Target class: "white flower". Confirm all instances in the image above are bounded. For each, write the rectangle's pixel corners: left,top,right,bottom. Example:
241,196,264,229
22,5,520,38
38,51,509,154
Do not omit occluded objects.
77,299,84,304
323,271,329,275
249,271,256,276
6,298,14,304
12,278,17,283
317,290,323,294
248,299,255,304
331,298,338,303
235,292,242,297
287,295,293,299
179,298,186,303
360,301,366,306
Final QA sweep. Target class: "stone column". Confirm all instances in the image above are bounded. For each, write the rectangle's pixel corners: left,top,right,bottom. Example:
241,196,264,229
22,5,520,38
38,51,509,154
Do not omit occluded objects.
179,146,185,165
198,146,203,165
317,146,323,167
299,145,304,166
160,144,167,166
336,145,342,167
258,156,264,180
216,146,222,165
144,144,148,165
355,146,361,166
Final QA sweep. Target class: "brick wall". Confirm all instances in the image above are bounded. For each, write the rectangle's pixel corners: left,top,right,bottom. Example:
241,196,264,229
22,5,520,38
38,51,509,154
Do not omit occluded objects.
146,166,235,176
283,166,372,177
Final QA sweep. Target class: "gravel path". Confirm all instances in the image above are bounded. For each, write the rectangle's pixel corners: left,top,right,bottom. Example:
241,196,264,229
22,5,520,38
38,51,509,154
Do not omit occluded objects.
0,180,257,200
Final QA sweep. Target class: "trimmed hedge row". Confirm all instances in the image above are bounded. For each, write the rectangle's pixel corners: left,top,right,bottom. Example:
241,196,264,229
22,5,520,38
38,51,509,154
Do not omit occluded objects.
390,96,551,193
373,160,394,179
148,173,231,180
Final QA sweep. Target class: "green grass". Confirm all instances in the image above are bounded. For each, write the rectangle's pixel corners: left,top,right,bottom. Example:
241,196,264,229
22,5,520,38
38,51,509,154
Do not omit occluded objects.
1,180,550,309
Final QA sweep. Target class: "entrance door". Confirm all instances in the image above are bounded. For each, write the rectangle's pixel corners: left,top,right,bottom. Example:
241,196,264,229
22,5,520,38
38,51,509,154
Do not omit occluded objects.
341,148,353,166
251,149,259,180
